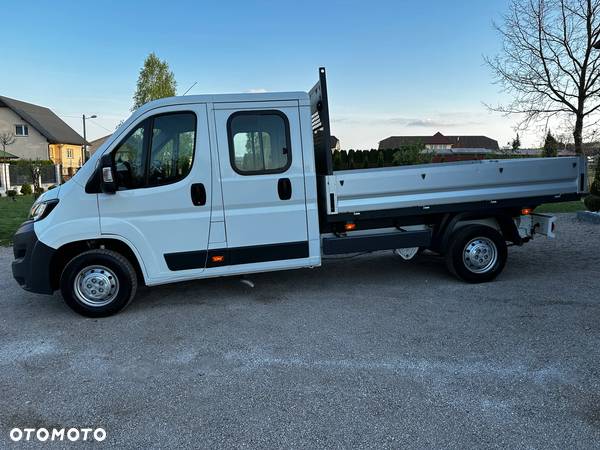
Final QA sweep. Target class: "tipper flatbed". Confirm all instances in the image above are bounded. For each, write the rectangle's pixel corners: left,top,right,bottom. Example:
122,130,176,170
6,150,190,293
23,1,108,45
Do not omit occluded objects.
12,67,588,316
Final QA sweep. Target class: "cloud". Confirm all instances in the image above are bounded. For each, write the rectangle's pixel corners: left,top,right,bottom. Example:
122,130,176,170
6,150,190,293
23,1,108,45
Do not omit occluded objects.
332,115,483,128
405,118,452,127
247,88,268,93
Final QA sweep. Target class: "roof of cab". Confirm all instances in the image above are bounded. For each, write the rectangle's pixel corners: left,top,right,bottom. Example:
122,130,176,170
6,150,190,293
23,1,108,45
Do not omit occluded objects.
137,91,310,115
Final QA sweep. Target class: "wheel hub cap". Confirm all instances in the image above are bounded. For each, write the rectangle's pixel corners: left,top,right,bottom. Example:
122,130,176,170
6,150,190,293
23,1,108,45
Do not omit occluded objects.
74,265,119,307
462,237,498,274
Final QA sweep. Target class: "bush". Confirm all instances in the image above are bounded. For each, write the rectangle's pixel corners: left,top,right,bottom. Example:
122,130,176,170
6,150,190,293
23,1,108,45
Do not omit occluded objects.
7,190,17,198
584,194,600,212
20,184,32,195
392,144,431,166
585,164,600,212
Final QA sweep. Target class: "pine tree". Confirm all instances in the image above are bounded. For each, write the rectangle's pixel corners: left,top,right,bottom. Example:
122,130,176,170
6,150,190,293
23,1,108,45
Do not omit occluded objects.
543,131,559,157
511,133,521,151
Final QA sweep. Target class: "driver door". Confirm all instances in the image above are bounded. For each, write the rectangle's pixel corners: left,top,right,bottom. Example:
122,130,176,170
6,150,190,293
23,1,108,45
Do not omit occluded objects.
98,105,212,283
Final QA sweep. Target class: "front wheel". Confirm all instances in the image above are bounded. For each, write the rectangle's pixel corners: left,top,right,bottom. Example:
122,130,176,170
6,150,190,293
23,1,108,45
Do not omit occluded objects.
60,249,138,317
445,225,507,283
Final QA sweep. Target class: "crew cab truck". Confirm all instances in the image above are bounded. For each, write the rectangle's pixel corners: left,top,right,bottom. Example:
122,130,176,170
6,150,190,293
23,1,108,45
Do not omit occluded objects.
12,68,588,317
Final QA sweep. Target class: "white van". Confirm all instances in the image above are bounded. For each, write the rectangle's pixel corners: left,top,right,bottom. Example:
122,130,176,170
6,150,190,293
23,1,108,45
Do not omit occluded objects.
12,68,587,316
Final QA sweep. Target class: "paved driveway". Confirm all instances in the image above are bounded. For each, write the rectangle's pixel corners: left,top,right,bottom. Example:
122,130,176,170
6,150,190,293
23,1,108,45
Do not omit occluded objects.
1,214,599,448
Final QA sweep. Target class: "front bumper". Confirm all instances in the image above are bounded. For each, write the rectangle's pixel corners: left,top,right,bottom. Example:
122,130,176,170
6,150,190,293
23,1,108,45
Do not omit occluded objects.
12,221,56,294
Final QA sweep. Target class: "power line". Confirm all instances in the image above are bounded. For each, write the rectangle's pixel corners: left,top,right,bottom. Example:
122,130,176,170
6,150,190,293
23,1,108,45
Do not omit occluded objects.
88,119,113,133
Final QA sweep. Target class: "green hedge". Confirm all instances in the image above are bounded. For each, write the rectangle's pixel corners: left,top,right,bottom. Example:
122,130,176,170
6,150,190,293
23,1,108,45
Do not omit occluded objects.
333,145,431,170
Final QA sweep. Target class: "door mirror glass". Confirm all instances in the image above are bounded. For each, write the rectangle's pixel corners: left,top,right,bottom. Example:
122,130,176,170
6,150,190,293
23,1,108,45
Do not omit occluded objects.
100,153,117,194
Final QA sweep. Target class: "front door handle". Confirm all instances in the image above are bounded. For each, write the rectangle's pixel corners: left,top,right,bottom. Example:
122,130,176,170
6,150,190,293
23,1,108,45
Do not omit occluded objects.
278,178,292,200
191,183,206,206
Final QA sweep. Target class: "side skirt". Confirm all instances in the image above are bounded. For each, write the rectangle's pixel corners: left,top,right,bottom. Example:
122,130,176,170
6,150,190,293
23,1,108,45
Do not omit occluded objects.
164,241,309,271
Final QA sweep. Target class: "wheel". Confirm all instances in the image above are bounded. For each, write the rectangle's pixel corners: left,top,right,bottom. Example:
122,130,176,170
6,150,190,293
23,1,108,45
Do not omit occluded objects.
60,249,137,317
445,225,507,283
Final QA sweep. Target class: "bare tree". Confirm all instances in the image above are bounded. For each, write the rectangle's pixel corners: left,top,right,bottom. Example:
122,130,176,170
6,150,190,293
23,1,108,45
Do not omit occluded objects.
0,131,15,154
486,0,600,154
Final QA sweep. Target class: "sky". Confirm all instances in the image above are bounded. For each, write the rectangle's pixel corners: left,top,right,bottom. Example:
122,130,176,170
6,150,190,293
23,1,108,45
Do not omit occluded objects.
0,0,541,148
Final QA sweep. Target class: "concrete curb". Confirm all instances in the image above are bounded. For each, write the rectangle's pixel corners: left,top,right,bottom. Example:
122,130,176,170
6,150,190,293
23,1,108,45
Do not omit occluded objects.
577,210,600,224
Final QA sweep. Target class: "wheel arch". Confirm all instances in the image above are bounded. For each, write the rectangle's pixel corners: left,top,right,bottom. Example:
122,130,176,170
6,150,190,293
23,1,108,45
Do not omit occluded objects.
435,211,522,254
49,237,147,290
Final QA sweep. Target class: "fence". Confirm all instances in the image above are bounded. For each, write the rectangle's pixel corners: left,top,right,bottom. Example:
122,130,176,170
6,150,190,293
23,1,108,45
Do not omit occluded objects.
8,164,57,185
0,162,60,195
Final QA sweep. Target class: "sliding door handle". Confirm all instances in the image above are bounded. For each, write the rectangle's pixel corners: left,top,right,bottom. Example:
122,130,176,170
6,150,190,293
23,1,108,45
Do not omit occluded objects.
278,178,292,200
191,183,206,206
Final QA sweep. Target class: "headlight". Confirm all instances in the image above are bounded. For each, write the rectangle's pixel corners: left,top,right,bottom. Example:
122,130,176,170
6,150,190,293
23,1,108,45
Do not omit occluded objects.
29,199,59,222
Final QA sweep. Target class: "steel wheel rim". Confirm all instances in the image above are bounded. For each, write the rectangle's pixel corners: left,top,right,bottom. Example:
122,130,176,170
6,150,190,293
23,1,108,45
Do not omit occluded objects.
73,265,119,307
462,237,498,274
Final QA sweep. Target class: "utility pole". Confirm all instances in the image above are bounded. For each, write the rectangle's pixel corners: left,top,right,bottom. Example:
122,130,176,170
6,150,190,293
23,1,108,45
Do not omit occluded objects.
82,114,97,162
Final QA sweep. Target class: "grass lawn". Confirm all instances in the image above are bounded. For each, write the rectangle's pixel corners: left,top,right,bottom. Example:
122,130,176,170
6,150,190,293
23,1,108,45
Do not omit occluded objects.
0,196,35,246
535,199,586,213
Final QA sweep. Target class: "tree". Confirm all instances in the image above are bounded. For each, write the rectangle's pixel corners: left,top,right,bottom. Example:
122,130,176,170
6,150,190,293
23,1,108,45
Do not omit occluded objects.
543,130,560,156
511,133,521,150
0,132,15,195
0,131,15,155
486,0,600,154
132,53,177,110
29,161,41,193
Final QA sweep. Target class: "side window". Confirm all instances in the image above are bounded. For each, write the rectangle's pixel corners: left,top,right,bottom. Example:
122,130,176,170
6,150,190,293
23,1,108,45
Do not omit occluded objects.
148,113,196,186
113,124,146,189
228,111,291,174
112,112,196,190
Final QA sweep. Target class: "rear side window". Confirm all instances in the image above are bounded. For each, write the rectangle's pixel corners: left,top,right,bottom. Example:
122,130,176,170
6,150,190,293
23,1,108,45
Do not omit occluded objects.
228,111,291,175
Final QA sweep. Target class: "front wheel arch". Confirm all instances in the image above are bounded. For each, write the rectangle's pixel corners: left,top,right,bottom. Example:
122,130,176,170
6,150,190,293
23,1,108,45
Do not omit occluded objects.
60,248,138,317
50,238,146,291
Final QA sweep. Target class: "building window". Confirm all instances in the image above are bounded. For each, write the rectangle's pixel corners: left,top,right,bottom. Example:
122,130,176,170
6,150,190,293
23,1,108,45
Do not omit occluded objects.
66,149,73,158
15,125,28,136
227,111,291,175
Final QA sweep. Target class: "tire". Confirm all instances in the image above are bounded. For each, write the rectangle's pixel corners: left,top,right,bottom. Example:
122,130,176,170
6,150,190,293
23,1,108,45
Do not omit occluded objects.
445,225,507,283
60,249,138,317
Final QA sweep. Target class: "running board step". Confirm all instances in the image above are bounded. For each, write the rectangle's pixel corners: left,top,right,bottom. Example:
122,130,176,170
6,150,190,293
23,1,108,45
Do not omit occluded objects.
322,230,432,255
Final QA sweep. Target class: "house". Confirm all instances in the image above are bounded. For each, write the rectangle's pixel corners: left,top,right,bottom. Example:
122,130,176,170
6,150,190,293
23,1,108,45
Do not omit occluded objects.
330,135,340,151
0,95,86,175
88,134,112,157
379,132,499,161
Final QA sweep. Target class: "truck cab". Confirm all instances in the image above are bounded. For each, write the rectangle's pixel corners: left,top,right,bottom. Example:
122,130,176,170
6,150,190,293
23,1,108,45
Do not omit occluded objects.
13,90,322,314
12,68,587,317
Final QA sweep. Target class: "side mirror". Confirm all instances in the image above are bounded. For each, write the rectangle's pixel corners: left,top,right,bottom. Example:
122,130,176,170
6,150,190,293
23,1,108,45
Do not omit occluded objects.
100,153,117,194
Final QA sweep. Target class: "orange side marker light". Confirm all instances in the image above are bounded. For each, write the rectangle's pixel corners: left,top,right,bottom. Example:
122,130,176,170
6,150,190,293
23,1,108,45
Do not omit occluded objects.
344,223,356,231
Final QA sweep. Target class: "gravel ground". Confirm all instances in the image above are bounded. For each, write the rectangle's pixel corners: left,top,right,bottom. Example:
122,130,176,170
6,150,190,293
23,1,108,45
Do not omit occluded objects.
1,213,599,449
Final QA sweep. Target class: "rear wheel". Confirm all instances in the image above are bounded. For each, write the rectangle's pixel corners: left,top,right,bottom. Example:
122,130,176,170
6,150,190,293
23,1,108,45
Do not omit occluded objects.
445,225,507,283
60,249,137,317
